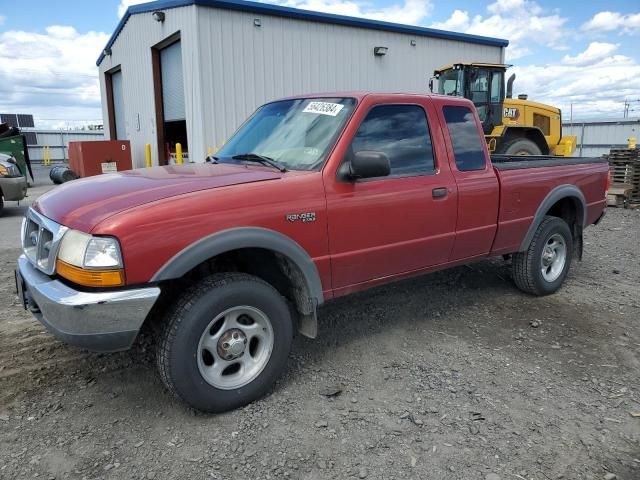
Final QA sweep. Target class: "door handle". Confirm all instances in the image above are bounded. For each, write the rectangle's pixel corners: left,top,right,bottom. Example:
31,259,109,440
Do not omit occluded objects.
432,187,448,198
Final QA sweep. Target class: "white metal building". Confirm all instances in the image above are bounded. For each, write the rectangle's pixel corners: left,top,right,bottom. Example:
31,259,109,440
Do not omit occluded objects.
98,0,508,168
563,118,640,157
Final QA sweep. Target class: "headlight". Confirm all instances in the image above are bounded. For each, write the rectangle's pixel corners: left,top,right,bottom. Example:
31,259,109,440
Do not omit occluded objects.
56,229,124,287
0,162,21,177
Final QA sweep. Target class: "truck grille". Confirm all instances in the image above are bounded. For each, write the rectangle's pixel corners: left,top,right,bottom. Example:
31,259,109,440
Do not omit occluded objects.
22,208,68,275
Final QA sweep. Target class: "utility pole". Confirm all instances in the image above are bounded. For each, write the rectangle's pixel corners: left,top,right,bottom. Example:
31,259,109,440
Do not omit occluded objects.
624,99,640,118
570,103,573,124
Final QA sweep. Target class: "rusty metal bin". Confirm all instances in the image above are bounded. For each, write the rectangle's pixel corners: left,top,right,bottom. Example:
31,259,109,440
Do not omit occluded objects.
68,140,132,178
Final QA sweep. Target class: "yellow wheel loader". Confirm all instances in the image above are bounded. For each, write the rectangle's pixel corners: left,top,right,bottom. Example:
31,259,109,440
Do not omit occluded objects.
431,63,576,156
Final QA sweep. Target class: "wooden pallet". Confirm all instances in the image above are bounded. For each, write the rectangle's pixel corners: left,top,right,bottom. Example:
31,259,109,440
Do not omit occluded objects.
605,148,640,206
607,183,633,208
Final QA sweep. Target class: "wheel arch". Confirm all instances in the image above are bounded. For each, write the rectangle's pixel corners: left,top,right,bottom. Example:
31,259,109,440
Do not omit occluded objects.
501,127,549,155
151,227,324,338
519,184,586,252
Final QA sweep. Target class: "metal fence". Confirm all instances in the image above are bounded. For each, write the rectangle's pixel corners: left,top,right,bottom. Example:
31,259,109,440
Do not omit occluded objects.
563,118,639,157
24,130,104,163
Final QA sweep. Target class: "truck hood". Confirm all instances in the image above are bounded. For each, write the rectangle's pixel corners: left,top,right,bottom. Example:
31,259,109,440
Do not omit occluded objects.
34,163,282,232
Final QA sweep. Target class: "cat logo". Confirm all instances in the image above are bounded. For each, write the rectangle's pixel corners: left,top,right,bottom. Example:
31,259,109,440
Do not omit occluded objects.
503,107,519,120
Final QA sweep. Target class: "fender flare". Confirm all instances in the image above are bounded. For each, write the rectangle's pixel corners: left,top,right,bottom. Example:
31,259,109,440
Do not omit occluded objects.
151,227,324,306
519,184,586,252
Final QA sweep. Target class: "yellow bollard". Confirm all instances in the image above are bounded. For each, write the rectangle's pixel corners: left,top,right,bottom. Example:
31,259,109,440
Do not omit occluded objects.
176,143,183,165
629,137,637,149
43,146,50,166
145,143,152,168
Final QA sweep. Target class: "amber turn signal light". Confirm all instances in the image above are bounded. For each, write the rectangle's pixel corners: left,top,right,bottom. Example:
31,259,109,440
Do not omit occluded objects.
56,259,125,287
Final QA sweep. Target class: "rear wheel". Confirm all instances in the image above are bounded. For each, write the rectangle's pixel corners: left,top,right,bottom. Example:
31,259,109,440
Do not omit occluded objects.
512,216,573,295
157,273,293,412
498,138,542,155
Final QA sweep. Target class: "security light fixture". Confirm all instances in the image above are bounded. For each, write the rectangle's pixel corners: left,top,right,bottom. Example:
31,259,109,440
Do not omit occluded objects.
152,11,166,22
374,46,388,56
410,39,416,46
254,18,262,27
103,48,112,56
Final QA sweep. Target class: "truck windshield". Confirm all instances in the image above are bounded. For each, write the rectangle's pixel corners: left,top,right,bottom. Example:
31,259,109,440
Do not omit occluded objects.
437,69,464,97
216,97,356,171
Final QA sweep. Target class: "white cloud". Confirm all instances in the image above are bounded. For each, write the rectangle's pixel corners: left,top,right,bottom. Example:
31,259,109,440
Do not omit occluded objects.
562,42,619,66
118,0,152,18
431,0,568,60
0,26,109,128
582,11,640,35
273,0,432,25
510,43,640,119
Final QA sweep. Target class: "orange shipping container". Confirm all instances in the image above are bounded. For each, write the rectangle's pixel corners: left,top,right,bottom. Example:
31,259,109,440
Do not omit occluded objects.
68,140,132,178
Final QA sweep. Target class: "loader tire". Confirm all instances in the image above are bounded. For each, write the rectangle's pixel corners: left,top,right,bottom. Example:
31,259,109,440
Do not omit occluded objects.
498,138,542,155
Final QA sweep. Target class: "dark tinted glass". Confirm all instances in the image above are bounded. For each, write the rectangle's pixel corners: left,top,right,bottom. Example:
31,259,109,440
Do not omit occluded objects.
351,105,435,176
443,106,486,171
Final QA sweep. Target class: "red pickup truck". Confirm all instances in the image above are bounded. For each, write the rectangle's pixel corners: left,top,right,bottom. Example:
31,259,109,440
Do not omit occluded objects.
16,93,608,412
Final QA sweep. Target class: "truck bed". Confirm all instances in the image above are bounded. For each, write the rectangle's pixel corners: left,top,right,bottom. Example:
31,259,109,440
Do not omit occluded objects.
489,155,609,256
491,154,607,170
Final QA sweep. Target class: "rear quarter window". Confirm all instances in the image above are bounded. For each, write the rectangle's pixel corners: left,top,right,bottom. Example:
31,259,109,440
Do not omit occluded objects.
443,106,486,172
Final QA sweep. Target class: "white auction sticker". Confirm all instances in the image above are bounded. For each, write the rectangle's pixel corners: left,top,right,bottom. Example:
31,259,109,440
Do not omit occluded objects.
101,162,118,174
302,102,345,116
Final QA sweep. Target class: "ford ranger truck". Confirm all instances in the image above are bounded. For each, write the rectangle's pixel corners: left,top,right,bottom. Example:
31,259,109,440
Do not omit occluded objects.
15,93,608,412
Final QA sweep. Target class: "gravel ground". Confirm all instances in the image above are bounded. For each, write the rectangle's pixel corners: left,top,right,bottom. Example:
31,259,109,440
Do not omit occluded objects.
1,187,639,479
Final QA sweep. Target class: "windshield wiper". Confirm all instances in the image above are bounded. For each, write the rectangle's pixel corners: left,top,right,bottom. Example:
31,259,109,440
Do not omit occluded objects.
231,153,288,172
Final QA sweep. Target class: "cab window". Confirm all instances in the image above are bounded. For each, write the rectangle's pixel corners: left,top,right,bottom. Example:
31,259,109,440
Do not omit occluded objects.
490,71,503,103
350,104,435,177
443,106,486,172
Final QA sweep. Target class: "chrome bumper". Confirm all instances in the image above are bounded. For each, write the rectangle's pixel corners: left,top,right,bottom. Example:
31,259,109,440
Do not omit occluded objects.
16,255,160,352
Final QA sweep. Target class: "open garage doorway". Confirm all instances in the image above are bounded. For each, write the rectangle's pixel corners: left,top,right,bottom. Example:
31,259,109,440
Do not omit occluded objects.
152,35,188,165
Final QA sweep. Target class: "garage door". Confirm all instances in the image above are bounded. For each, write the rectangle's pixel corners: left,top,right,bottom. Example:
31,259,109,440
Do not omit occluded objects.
111,70,126,140
160,41,185,122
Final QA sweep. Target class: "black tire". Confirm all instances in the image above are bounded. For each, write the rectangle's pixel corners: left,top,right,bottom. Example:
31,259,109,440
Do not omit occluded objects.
512,216,573,296
157,273,293,412
497,138,542,155
0,194,4,216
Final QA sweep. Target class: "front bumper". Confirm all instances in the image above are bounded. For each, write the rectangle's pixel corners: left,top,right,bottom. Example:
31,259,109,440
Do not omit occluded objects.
0,176,27,201
16,255,160,352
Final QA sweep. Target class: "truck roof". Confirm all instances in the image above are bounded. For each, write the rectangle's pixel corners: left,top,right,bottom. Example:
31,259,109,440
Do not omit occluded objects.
274,91,474,105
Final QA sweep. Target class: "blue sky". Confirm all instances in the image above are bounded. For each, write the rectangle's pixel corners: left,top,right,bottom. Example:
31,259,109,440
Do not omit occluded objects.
1,0,639,126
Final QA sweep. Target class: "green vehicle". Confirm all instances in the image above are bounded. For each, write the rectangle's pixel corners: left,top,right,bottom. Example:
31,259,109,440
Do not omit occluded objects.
0,152,27,215
0,124,34,181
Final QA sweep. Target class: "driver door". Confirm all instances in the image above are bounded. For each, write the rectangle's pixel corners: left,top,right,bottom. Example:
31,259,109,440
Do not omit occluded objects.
323,98,457,293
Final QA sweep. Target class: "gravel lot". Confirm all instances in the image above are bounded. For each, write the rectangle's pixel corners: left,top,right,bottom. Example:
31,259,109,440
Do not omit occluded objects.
1,175,639,480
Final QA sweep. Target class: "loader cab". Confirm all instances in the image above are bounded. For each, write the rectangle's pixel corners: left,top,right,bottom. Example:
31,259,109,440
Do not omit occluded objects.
433,63,509,135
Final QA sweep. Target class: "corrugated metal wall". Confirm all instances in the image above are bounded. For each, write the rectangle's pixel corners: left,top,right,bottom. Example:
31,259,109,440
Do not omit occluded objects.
196,8,503,157
26,130,104,162
99,5,199,168
563,119,640,157
100,4,503,168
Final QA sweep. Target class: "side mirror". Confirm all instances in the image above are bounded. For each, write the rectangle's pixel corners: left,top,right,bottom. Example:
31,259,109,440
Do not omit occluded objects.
428,77,434,93
349,151,390,179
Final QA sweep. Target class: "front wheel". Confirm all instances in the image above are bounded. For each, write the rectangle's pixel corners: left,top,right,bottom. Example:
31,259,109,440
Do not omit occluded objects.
156,273,293,412
512,216,573,296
